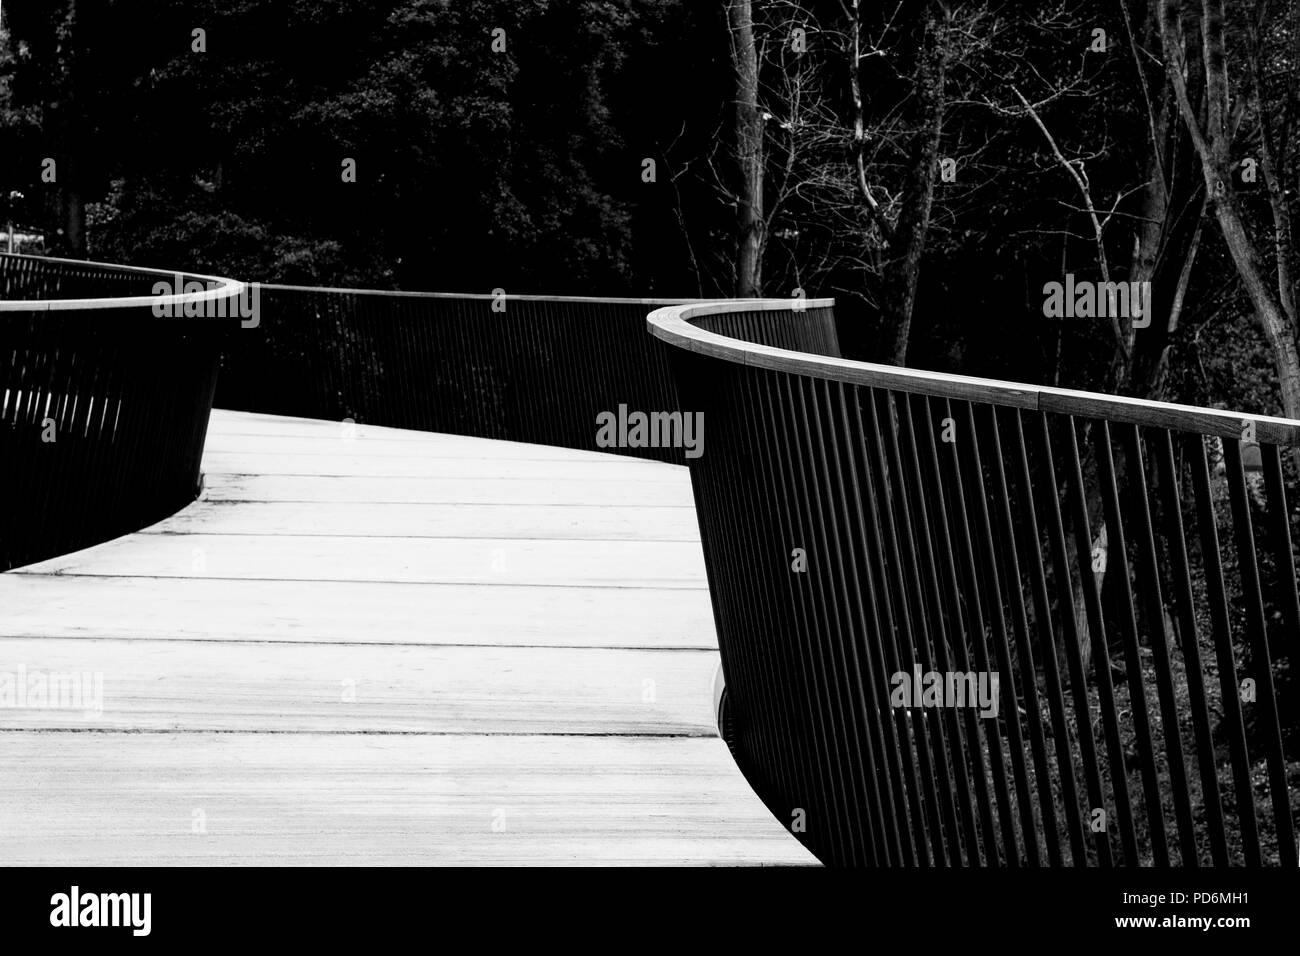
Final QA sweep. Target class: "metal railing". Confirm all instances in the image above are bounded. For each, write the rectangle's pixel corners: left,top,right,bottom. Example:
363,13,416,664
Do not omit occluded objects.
650,299,1300,868
215,285,715,462
0,254,245,570
7,254,1293,867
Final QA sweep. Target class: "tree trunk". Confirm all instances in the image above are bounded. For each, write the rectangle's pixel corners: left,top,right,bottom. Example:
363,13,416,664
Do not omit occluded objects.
1213,196,1300,421
56,154,85,257
1160,0,1300,465
878,2,947,366
49,0,86,257
728,0,764,298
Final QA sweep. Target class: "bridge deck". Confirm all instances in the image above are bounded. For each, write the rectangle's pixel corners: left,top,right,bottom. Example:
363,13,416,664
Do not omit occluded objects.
0,410,814,865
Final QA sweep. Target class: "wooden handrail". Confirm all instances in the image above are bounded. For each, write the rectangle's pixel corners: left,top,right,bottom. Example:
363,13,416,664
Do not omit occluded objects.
648,300,1300,445
257,281,757,306
0,252,246,313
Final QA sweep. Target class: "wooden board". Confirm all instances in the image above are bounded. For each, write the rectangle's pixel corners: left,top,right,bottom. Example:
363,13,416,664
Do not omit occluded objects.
0,576,717,649
200,451,683,480
201,474,695,506
144,500,702,541
0,409,816,866
0,734,812,866
0,638,720,735
205,409,650,461
15,532,708,589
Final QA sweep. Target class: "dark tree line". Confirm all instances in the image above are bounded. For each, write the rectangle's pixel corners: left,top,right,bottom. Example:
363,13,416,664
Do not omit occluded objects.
1,0,1299,421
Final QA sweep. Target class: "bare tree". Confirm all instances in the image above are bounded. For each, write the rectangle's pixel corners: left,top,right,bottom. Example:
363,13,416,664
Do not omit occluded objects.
728,0,766,297
1159,0,1300,446
48,0,85,256
731,1,963,364
852,0,952,365
985,2,1215,669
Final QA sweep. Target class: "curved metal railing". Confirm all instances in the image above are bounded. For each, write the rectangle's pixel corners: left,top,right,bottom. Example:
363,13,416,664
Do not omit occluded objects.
213,284,745,462
1,254,246,570
650,299,1300,868
8,253,1294,866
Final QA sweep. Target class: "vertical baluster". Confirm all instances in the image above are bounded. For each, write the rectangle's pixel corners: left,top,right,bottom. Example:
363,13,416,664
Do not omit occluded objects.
995,406,1082,866
1028,412,1113,866
852,390,931,863
1222,438,1294,865
1059,416,1140,863
1153,430,1229,865
1257,443,1299,867
1187,435,1260,864
876,389,963,864
1093,421,1169,864
899,392,984,865
936,397,1019,864
1117,423,1199,864
956,400,1035,864
837,382,916,864
806,376,893,865
918,394,999,864
767,371,857,863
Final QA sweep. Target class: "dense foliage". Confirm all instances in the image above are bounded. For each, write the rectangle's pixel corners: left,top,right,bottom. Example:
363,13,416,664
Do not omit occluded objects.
0,0,1294,407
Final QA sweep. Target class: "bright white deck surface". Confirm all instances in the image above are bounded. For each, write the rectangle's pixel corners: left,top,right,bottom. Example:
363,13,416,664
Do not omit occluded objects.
0,410,815,865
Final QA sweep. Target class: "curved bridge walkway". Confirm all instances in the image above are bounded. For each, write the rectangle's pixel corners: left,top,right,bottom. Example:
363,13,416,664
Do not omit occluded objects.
0,409,814,865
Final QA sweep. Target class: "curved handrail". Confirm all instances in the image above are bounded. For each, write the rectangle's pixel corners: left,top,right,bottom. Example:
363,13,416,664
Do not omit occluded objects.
258,281,704,306
1,255,245,571
0,252,247,313
649,296,1300,868
648,300,1300,444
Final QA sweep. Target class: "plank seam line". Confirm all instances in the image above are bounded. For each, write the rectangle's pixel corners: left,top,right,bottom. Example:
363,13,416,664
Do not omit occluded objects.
197,499,698,509
208,474,690,483
210,473,689,484
0,635,721,652
137,531,701,543
8,574,709,590
0,728,721,739
205,452,684,465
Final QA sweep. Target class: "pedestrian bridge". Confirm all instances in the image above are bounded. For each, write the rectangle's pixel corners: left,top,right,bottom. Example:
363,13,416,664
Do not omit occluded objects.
1,254,1296,866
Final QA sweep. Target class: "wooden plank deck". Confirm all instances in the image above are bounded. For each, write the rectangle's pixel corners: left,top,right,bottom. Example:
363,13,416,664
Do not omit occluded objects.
0,410,815,866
